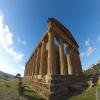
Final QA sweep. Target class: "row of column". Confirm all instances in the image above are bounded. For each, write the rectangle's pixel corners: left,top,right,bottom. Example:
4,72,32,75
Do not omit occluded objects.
25,41,47,76
55,38,82,76
24,31,82,77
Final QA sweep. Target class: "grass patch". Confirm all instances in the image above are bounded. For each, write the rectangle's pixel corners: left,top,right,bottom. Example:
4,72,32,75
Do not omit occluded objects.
0,77,44,99
23,80,44,99
0,78,19,99
68,85,100,100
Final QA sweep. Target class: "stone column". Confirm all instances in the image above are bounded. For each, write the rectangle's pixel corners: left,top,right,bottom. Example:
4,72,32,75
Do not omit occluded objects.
29,61,31,76
30,58,32,76
26,65,28,76
78,55,82,75
31,55,34,76
59,39,66,75
29,62,31,76
32,53,35,76
35,47,41,75
28,64,30,76
26,65,27,76
26,66,28,76
71,49,77,76
33,52,37,75
24,64,26,76
27,63,29,76
31,59,33,76
39,40,46,75
27,64,29,76
66,45,74,75
75,51,82,76
65,54,68,75
47,31,55,75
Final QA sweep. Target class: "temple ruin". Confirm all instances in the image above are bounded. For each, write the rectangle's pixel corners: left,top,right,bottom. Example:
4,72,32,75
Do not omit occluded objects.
24,18,82,100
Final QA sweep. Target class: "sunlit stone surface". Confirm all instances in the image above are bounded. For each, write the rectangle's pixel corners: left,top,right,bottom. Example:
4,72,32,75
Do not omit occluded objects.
24,18,82,100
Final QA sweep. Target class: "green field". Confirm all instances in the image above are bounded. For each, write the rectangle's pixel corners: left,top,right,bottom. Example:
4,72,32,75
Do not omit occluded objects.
68,85,99,100
0,77,44,100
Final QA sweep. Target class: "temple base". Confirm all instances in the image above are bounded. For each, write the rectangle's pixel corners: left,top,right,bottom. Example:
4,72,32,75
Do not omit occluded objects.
24,75,82,100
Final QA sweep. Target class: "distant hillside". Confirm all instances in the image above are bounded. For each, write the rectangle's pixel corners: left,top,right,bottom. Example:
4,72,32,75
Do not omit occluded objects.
0,71,15,78
84,62,100,76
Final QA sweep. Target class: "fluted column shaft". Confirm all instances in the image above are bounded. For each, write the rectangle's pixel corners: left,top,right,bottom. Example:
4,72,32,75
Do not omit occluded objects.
65,54,68,75
29,62,31,76
30,60,32,76
47,32,55,75
24,65,26,76
27,63,29,76
30,58,32,76
34,52,37,74
31,56,34,76
26,66,28,76
71,50,77,75
59,39,66,75
75,51,82,75
26,65,28,76
39,41,46,75
27,65,29,76
35,47,41,75
32,52,36,75
28,65,30,76
67,46,74,75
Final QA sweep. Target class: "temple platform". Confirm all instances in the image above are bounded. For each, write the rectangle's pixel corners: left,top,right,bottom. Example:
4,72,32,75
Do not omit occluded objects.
24,75,82,100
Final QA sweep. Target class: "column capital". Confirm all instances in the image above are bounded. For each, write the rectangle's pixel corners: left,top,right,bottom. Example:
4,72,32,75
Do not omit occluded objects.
41,40,45,44
48,31,54,39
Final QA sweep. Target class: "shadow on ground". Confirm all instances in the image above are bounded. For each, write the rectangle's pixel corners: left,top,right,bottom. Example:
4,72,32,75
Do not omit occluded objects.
18,78,45,100
66,87,84,99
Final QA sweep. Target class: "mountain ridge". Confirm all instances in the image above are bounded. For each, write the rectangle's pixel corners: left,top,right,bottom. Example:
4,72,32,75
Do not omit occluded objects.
0,70,15,78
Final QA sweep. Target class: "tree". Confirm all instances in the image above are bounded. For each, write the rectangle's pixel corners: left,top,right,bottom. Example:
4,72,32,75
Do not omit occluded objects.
15,73,21,78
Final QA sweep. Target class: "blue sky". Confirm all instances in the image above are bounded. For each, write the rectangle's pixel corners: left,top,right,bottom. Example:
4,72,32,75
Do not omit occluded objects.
0,0,100,75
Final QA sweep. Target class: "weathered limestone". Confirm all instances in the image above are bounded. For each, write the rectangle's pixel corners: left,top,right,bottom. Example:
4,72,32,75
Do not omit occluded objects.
32,55,35,76
66,45,74,75
47,31,55,75
24,18,83,100
76,51,82,76
59,39,66,75
39,41,46,75
33,52,37,75
35,47,41,75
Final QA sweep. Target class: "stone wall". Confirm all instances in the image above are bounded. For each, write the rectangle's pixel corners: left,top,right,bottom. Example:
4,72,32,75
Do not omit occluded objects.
25,75,82,100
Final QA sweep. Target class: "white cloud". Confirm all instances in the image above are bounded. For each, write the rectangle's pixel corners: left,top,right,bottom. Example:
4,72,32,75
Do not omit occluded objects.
81,38,96,57
97,36,100,41
86,46,96,56
0,58,24,76
85,38,90,46
17,38,27,45
0,11,24,62
6,47,24,62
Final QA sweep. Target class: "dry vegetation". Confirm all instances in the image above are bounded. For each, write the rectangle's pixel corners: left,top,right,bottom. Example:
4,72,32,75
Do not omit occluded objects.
0,77,44,100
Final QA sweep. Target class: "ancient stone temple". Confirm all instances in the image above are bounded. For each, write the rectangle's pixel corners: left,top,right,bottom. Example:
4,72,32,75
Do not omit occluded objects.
24,18,82,100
